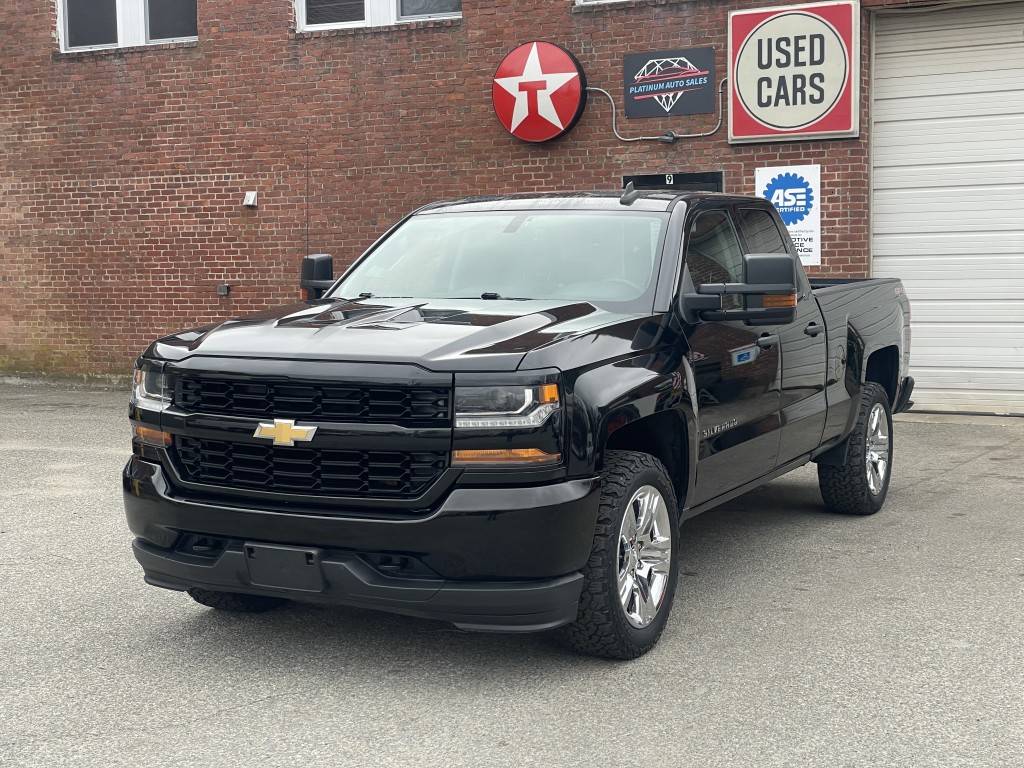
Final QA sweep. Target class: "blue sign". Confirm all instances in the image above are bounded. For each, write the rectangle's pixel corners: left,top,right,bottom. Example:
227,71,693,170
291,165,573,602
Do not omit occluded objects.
730,346,759,366
762,172,815,226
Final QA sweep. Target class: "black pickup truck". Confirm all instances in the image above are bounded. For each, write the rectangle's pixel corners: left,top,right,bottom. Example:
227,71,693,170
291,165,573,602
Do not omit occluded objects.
124,191,913,659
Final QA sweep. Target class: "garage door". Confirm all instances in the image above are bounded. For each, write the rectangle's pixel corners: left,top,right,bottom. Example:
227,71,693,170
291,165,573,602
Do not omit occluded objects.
872,3,1024,415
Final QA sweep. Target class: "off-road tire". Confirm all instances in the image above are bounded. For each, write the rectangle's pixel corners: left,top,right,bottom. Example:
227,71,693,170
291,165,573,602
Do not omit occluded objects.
187,587,288,613
818,382,893,515
560,450,680,660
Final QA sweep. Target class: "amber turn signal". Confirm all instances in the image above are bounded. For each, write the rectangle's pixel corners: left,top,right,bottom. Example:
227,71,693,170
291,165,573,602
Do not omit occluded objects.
762,293,798,309
536,383,559,404
133,426,173,447
452,448,561,466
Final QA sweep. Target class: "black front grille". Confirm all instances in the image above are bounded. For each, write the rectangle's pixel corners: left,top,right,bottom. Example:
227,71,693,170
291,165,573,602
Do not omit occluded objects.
174,377,450,425
174,437,448,498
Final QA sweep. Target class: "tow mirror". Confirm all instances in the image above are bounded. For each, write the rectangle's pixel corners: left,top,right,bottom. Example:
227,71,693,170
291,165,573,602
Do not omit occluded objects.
300,253,334,300
681,253,797,326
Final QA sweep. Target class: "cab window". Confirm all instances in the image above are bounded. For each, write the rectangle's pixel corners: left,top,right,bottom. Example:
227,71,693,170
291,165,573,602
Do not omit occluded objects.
739,206,810,298
739,208,789,254
684,209,745,309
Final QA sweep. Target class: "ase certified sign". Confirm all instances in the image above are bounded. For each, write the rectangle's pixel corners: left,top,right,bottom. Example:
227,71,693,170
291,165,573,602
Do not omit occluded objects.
756,165,822,266
729,1,859,143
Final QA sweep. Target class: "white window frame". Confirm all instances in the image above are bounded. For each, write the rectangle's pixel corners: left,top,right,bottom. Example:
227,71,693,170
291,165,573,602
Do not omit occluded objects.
296,0,461,32
57,0,198,53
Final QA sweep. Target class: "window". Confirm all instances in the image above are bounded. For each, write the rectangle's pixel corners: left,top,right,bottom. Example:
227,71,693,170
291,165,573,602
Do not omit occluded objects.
685,210,745,309
331,211,667,310
739,208,789,254
400,0,461,17
298,0,461,30
739,207,809,297
60,0,197,51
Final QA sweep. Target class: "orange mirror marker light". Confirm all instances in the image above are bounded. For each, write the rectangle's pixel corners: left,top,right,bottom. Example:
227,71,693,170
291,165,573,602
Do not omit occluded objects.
762,293,798,308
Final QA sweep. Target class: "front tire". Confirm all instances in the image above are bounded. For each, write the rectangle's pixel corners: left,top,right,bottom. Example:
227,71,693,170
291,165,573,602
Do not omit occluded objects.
560,450,679,660
818,382,893,515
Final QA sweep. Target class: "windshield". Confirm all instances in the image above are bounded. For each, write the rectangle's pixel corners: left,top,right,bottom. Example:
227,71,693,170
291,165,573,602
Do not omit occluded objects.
330,210,669,310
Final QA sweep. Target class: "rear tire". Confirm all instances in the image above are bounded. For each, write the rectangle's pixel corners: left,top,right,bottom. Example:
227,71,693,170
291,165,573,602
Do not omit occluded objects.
818,382,893,515
187,588,288,613
560,450,679,660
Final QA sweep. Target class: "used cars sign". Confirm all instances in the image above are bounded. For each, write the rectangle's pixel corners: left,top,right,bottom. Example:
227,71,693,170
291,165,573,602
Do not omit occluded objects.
729,1,859,143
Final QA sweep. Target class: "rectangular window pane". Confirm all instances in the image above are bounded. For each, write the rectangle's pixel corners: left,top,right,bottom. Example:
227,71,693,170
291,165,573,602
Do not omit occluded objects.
687,211,745,308
66,0,117,48
399,0,461,17
148,0,198,41
306,0,365,24
739,209,788,254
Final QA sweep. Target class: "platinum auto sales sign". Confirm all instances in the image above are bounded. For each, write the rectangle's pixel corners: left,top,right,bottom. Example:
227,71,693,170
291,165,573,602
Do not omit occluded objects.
729,1,860,143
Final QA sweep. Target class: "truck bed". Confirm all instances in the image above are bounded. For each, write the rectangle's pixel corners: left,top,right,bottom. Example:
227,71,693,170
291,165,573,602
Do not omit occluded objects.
809,277,901,293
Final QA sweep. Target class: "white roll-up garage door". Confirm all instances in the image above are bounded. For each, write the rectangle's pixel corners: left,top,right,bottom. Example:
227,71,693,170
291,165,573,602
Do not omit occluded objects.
872,3,1024,415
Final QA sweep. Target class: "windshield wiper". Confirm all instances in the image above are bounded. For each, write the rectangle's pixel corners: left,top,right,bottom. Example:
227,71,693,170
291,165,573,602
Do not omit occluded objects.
339,294,416,301
450,293,531,300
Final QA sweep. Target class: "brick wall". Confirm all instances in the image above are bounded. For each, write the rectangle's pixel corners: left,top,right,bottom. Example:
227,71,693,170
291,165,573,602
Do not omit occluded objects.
0,0,936,374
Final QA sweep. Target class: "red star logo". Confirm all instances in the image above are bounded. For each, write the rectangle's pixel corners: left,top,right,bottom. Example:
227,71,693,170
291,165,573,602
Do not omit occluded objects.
492,42,588,143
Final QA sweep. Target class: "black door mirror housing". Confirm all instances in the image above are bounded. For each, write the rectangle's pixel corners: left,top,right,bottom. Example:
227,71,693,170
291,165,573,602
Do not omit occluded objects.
681,252,798,326
300,254,335,300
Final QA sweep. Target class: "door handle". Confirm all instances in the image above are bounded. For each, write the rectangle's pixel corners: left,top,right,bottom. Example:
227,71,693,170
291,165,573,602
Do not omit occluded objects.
756,334,779,350
804,322,824,337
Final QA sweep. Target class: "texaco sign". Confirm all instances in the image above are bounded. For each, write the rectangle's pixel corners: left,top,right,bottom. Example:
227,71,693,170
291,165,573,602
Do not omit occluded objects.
729,1,860,143
492,42,588,143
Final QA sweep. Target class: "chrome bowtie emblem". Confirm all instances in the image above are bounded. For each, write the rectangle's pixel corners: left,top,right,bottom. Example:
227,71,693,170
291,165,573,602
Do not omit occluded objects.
253,419,317,447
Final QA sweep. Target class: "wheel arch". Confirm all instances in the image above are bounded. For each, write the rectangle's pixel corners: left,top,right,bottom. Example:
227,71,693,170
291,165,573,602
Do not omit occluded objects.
601,409,692,509
865,344,899,406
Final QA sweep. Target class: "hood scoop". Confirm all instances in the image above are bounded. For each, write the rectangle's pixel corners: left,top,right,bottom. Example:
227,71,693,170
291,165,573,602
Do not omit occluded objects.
349,305,429,330
349,306,490,330
274,301,417,329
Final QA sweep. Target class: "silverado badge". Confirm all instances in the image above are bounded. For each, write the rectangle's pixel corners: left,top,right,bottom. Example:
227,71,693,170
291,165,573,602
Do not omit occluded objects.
253,419,317,447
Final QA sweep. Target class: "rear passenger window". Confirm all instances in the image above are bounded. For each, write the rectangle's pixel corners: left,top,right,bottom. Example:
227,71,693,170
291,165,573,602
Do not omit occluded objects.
739,208,789,254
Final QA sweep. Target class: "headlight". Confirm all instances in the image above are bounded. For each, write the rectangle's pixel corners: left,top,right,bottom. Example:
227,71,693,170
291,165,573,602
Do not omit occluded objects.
455,384,560,429
133,363,170,408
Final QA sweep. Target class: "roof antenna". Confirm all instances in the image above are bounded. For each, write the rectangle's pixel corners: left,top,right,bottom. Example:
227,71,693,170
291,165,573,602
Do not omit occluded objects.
619,181,641,206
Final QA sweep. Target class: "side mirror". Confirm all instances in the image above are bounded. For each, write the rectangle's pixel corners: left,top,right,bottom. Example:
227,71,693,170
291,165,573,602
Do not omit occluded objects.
681,252,797,326
300,253,334,300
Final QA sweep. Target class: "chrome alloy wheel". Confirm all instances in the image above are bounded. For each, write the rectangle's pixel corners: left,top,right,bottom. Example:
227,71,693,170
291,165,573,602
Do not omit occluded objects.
865,403,890,495
617,485,673,629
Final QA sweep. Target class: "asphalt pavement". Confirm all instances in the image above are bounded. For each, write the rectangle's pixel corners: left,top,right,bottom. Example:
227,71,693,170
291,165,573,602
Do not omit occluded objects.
1,380,1022,767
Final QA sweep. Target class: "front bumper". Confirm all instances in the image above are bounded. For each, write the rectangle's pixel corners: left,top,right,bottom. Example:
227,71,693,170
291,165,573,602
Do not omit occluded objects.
124,457,600,631
134,539,583,632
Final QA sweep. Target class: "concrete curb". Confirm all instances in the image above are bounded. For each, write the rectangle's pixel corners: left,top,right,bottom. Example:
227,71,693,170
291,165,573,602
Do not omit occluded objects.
895,411,1024,427
0,374,131,392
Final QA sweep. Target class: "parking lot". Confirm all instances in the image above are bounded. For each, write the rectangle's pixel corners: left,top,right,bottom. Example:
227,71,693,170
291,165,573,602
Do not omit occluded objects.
1,379,1022,767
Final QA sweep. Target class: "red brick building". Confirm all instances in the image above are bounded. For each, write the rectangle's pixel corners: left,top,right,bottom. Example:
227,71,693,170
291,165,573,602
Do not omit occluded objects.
2,0,1021,413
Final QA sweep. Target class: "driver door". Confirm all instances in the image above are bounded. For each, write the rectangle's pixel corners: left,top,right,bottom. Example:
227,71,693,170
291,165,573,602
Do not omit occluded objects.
682,204,782,504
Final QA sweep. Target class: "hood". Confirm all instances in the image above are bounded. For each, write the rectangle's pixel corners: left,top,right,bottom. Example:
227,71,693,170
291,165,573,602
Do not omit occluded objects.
149,298,644,372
